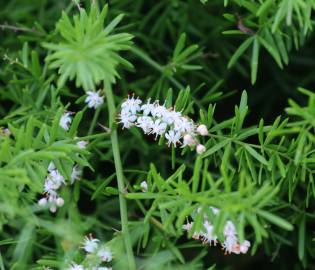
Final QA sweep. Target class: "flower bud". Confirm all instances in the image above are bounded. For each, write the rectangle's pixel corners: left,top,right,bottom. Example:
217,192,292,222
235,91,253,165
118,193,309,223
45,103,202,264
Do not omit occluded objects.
56,197,64,207
38,197,47,206
196,144,206,154
49,205,57,213
183,134,196,146
240,240,251,254
140,181,148,192
197,124,208,136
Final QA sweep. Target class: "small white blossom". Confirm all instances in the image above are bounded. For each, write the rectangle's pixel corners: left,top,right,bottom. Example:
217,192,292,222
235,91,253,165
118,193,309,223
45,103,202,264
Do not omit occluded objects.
97,246,113,262
85,91,104,109
77,140,88,149
71,165,82,184
182,221,194,232
121,96,142,114
66,263,85,270
136,116,153,134
82,235,99,253
210,206,220,215
60,112,72,130
141,99,154,116
197,124,208,136
140,181,148,192
46,170,65,190
223,221,236,237
92,267,112,270
165,130,181,147
196,144,206,154
222,234,239,254
151,104,168,118
119,110,137,129
151,119,167,138
201,221,217,246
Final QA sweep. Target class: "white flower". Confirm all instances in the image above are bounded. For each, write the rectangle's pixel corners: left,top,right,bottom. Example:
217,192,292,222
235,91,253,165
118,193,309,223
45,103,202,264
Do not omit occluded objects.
38,197,47,206
196,144,206,154
92,267,112,270
121,96,142,114
197,124,208,136
136,116,153,134
182,221,193,232
119,110,137,129
151,119,167,138
71,165,82,184
201,221,217,246
163,110,182,125
67,263,85,270
210,206,220,215
60,112,72,130
47,170,65,189
97,246,113,262
223,221,236,237
151,104,168,118
85,91,104,109
182,134,196,147
222,234,238,254
165,130,181,147
140,181,148,192
141,99,154,116
77,140,88,149
82,235,99,253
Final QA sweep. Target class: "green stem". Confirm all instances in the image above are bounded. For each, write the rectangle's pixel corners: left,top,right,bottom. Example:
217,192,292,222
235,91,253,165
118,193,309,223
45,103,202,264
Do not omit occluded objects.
104,82,137,270
88,106,101,135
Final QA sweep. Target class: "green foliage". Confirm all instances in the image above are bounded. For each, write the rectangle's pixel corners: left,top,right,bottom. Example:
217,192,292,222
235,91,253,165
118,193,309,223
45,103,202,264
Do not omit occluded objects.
43,4,133,90
1,0,315,269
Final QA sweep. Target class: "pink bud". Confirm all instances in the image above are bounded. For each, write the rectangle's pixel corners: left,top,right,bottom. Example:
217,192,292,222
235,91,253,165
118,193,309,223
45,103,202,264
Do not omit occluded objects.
183,134,196,146
196,144,206,154
197,124,208,136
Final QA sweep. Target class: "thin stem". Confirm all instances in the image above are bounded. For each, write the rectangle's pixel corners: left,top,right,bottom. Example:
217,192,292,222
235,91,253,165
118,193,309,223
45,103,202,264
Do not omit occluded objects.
104,82,137,270
0,23,43,35
88,106,101,135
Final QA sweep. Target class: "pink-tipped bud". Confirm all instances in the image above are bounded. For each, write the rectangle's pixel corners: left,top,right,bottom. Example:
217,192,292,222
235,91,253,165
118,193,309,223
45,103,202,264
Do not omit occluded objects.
240,240,251,254
183,134,196,146
196,144,206,154
197,124,208,136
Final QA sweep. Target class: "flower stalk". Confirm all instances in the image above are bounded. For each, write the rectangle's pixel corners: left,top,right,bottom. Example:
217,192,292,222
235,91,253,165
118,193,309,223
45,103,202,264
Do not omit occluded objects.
104,81,137,270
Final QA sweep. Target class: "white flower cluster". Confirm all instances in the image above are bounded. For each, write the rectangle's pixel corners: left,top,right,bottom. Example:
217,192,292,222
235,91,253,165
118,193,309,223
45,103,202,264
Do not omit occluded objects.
119,96,208,154
38,140,85,212
37,162,65,213
183,207,251,255
65,235,113,270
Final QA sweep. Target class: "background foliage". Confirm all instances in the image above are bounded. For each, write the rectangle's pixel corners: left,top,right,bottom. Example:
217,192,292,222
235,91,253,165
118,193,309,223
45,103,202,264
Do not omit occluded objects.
1,0,315,269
